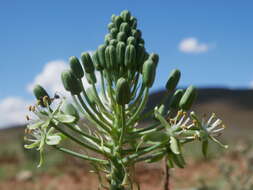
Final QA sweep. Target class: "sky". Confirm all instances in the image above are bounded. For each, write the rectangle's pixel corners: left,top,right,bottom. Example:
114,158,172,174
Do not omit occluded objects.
0,0,253,127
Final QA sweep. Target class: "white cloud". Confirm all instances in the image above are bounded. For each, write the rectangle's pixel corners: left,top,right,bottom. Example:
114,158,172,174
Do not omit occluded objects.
27,60,68,95
0,97,31,128
250,81,253,88
1,56,102,128
179,37,211,54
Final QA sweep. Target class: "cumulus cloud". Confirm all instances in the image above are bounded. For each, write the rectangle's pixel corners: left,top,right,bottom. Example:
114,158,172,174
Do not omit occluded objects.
0,97,31,128
250,81,253,88
0,57,102,128
27,60,68,95
179,37,211,54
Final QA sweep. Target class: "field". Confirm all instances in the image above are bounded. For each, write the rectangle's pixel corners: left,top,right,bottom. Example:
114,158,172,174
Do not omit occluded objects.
0,88,252,190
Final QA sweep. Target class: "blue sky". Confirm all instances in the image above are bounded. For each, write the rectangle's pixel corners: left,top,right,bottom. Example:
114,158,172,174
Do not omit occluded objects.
0,0,253,126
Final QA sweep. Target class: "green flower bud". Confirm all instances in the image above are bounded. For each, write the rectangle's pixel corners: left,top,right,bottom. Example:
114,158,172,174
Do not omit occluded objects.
61,70,82,95
110,28,118,38
136,44,146,72
98,45,107,68
109,39,118,46
105,33,113,44
120,10,131,22
149,53,159,67
69,56,84,79
116,42,126,66
139,38,145,45
170,89,184,109
61,102,79,121
158,104,166,116
124,44,136,69
119,22,130,34
33,85,51,106
142,59,156,88
105,45,117,70
115,78,131,105
108,22,115,30
130,16,137,29
131,29,141,40
81,52,95,73
127,36,136,45
92,51,103,71
85,72,97,84
111,14,116,22
117,32,127,42
166,69,181,91
179,85,197,110
114,16,123,29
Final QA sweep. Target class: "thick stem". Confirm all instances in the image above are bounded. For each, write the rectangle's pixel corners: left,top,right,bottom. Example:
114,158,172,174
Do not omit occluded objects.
163,156,171,190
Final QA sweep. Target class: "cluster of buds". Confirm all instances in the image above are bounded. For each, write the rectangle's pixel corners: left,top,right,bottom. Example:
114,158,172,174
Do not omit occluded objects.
24,10,227,190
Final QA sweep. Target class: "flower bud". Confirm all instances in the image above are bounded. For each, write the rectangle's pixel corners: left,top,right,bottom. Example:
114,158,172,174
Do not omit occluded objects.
130,16,137,29
33,85,51,107
104,33,113,44
119,22,130,34
105,45,117,70
117,32,127,42
111,14,116,22
110,28,118,38
115,78,131,105
81,52,95,73
127,36,136,45
136,44,146,72
113,16,123,29
61,70,82,95
69,56,84,79
170,89,184,109
179,85,197,110
92,51,103,71
62,102,79,121
120,10,131,22
85,72,97,84
124,44,136,69
142,59,156,88
108,22,115,30
131,29,141,40
98,45,107,68
166,69,181,92
139,38,145,45
116,42,126,66
149,53,159,67
109,39,118,46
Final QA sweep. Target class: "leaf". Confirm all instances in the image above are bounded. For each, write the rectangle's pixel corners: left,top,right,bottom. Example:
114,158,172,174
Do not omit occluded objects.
142,131,169,144
46,135,62,145
167,155,174,168
27,121,44,130
24,141,39,149
171,153,185,168
54,114,76,123
202,140,209,158
170,136,180,155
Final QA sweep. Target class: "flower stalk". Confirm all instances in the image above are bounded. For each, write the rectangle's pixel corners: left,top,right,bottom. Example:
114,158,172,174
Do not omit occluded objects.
24,10,228,190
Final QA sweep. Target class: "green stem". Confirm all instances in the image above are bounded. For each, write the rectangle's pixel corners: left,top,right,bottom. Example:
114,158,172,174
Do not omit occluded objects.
100,71,108,101
126,87,149,127
53,146,108,164
77,94,111,133
51,122,104,155
92,83,113,120
79,80,112,127
119,105,126,147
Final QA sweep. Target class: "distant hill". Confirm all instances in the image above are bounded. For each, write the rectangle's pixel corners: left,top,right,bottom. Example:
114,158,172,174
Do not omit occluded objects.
1,88,252,139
